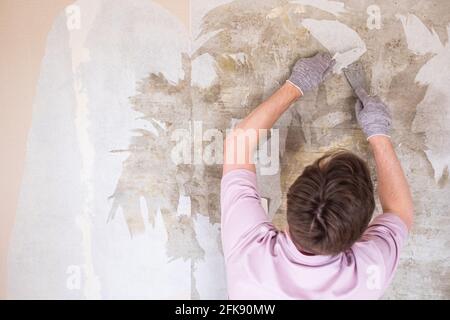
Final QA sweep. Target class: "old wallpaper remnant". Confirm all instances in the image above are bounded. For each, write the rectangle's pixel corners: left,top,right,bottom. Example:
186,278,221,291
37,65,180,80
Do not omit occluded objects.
9,0,450,299
397,13,450,184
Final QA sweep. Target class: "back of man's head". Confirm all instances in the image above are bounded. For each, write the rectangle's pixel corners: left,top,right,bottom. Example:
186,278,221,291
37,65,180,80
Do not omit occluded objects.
287,150,375,256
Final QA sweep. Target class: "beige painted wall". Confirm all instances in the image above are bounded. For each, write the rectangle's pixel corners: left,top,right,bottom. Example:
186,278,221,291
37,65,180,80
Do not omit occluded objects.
0,0,189,300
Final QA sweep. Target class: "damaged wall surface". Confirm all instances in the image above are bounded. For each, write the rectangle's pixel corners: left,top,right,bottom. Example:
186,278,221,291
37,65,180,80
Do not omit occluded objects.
8,0,450,299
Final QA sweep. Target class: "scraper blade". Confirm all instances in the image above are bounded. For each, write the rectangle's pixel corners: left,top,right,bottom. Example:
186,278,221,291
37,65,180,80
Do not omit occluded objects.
343,61,368,93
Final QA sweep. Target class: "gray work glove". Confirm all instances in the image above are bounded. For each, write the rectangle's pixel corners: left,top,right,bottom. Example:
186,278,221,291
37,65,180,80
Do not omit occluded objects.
287,52,335,95
354,88,392,140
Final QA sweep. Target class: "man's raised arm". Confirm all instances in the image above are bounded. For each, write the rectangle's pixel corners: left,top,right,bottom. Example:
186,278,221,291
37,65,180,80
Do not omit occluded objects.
223,53,335,175
354,88,414,229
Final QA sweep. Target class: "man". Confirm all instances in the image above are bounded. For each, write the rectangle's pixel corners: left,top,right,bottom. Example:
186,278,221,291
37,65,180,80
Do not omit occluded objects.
221,53,414,299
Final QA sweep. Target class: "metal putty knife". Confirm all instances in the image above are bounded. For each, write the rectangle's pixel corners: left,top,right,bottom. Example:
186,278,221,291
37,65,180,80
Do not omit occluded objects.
343,61,368,93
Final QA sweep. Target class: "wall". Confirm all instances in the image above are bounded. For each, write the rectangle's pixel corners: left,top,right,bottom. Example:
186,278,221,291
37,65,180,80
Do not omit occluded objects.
3,0,450,299
0,0,76,299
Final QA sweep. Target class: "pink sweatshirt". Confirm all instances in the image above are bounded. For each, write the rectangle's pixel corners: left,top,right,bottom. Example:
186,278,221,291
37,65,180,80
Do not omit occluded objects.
220,169,408,299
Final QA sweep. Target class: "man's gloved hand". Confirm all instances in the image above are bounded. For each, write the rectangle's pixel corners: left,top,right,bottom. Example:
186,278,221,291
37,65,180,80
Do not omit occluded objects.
287,52,335,95
354,87,392,140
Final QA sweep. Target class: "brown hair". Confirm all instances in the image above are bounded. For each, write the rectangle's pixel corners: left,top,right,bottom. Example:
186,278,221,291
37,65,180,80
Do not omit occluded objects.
287,150,375,255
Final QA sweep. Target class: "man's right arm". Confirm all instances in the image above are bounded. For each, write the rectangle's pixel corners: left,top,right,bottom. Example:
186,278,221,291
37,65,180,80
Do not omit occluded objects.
369,136,414,229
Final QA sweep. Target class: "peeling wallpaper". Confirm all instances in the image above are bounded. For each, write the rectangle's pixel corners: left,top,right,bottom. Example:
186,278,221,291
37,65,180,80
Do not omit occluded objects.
8,0,450,299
